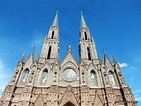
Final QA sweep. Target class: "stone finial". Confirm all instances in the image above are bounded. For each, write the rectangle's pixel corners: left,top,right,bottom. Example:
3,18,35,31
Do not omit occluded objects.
68,44,71,52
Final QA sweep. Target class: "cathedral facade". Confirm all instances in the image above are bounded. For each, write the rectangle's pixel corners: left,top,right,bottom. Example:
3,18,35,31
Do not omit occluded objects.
0,11,137,106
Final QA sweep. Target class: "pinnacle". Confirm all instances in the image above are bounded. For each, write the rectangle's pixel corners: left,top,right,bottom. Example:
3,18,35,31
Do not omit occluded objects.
80,11,87,28
52,10,58,27
68,44,71,52
112,55,118,64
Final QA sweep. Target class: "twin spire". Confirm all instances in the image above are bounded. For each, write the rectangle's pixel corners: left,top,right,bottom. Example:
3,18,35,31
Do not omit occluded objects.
52,10,58,27
80,11,87,28
51,10,87,28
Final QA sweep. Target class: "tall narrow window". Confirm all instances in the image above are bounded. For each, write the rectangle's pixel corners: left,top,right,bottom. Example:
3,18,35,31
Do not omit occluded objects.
47,46,51,59
22,69,29,82
51,31,54,39
84,32,87,40
90,70,97,86
109,71,116,86
41,69,48,84
87,47,91,60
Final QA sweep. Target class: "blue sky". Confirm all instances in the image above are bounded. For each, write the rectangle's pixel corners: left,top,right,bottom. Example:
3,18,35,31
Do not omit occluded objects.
0,0,141,105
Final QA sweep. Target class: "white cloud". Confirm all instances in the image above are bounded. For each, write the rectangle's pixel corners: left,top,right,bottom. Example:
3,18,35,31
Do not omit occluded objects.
134,89,141,101
0,59,10,96
134,89,141,93
118,63,128,68
129,66,137,70
136,97,141,101
30,32,45,47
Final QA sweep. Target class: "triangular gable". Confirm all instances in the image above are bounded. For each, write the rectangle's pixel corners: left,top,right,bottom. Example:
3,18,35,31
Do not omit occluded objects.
88,63,98,72
24,53,33,68
93,94,103,106
104,55,113,70
60,85,78,106
61,51,78,69
35,93,44,106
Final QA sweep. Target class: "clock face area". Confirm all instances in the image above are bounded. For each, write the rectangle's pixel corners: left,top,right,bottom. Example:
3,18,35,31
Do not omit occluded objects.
62,68,77,81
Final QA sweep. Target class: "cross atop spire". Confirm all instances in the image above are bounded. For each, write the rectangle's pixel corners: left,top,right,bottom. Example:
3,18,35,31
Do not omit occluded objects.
52,10,58,27
80,11,87,28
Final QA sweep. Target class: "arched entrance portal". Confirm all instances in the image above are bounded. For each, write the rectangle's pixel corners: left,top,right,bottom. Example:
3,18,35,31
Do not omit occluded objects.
63,102,75,106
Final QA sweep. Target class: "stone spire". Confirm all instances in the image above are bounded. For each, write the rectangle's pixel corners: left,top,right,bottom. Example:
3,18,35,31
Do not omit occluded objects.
19,52,26,63
25,47,35,65
80,11,87,28
103,49,113,69
52,10,58,27
112,55,118,65
40,11,59,61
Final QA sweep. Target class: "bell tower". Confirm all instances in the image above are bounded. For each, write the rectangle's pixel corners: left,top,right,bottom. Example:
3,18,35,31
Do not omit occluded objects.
40,10,59,62
79,12,98,61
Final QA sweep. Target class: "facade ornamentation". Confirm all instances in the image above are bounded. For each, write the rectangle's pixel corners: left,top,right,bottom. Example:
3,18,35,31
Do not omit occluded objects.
0,11,137,106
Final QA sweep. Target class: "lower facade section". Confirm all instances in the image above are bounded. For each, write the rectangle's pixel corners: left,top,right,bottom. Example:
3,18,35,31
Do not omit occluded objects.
0,85,137,106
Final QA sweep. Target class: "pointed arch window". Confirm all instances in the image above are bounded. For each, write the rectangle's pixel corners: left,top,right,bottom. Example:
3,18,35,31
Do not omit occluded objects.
47,46,51,59
41,69,48,84
22,69,29,82
51,31,54,39
87,47,91,60
84,32,87,40
90,70,97,86
108,71,116,86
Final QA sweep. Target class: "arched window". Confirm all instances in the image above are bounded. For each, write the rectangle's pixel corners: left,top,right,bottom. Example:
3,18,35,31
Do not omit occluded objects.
108,71,116,86
84,32,87,40
41,69,48,84
87,47,91,60
51,31,54,39
22,69,29,82
47,46,51,59
90,70,97,86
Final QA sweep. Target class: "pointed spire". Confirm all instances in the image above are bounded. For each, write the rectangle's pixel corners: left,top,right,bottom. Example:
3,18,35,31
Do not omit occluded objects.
35,53,40,62
103,48,108,64
103,49,113,69
27,46,35,63
32,46,35,55
103,48,106,56
112,55,118,64
80,11,87,28
103,48,106,63
99,54,103,65
52,10,58,27
20,52,26,63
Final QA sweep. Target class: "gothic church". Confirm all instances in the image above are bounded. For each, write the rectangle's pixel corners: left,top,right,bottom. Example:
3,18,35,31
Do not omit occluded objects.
0,11,137,106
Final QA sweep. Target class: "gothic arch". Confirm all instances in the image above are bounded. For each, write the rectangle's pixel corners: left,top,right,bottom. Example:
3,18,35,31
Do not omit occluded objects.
40,69,48,84
63,102,75,106
90,70,97,86
51,30,54,39
108,70,116,86
47,46,51,59
84,31,87,40
87,47,91,60
22,68,29,83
